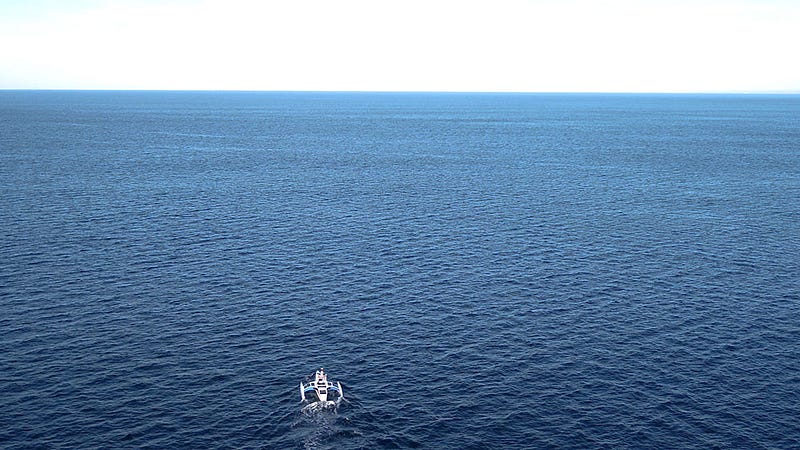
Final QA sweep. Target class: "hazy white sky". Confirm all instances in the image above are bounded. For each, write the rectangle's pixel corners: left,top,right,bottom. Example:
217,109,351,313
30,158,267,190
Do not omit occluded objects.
1,0,798,92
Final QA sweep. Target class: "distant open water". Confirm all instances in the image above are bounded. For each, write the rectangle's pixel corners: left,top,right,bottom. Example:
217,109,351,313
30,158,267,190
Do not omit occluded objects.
1,91,799,449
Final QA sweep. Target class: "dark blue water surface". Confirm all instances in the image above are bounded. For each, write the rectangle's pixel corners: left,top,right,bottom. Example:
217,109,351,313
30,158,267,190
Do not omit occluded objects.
1,91,799,449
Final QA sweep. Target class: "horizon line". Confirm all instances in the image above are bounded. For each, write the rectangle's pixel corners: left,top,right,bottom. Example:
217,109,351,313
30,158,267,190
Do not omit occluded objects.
2,88,799,95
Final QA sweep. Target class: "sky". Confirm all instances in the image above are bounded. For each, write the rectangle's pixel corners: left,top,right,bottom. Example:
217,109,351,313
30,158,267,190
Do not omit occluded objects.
1,0,798,92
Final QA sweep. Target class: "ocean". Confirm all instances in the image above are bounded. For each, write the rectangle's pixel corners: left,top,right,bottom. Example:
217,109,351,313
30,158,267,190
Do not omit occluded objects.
1,91,798,449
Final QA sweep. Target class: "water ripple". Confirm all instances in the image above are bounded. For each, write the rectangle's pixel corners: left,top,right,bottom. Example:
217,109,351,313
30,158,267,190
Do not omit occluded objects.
1,92,799,449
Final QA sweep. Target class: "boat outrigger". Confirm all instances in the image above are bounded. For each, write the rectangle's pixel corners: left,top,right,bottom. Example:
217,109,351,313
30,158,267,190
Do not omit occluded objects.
300,368,343,404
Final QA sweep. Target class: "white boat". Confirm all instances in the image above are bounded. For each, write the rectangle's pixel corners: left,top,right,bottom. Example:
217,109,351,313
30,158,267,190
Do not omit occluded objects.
300,368,343,404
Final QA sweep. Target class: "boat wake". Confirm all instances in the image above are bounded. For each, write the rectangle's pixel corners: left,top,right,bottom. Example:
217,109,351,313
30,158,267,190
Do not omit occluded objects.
301,399,341,413
293,404,341,450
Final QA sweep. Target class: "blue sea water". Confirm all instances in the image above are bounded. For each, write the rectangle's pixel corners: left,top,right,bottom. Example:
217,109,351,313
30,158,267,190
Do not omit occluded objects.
1,91,799,449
